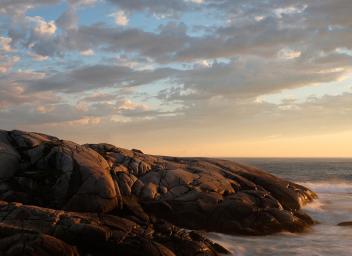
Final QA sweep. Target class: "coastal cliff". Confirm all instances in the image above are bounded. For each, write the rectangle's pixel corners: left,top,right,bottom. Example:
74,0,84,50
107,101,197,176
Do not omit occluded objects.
0,130,317,255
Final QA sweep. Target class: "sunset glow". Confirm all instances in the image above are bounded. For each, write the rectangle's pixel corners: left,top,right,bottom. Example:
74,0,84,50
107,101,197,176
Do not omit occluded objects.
1,0,351,157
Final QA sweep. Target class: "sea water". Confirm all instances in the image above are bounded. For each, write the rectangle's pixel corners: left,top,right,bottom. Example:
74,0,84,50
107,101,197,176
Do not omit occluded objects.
209,158,352,256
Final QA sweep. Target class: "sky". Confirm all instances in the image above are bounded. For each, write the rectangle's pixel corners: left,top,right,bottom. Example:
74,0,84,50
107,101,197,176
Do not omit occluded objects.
0,0,352,157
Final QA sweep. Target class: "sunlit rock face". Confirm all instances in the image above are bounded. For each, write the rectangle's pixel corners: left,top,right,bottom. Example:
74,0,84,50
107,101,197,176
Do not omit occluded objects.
0,130,318,255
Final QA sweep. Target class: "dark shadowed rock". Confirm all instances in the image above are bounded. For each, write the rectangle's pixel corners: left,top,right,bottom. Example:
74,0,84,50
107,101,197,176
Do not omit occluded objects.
0,224,79,256
0,129,318,254
0,201,225,256
338,221,352,226
0,132,20,179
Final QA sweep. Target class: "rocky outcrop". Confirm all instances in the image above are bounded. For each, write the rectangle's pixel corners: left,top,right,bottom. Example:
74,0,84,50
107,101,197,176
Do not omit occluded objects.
0,130,318,254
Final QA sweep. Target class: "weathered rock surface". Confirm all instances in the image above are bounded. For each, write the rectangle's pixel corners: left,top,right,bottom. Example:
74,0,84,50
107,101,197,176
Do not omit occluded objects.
0,130,318,254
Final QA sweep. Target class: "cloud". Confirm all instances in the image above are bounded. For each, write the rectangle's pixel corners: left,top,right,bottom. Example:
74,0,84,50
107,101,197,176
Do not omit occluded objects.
69,0,97,6
56,7,78,30
277,48,301,59
112,10,129,26
0,37,13,52
28,51,49,61
81,92,118,102
31,16,57,36
0,55,20,74
117,99,148,111
107,0,188,16
80,49,95,56
4,0,351,66
189,0,204,4
1,0,352,153
0,0,60,16
170,54,352,100
23,64,177,93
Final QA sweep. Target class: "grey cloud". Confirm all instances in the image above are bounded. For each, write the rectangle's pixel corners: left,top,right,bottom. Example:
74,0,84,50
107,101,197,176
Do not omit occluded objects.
23,64,178,93
107,0,188,16
81,93,118,102
305,0,352,28
168,54,352,100
0,0,59,15
56,7,78,30
0,71,61,109
71,24,192,62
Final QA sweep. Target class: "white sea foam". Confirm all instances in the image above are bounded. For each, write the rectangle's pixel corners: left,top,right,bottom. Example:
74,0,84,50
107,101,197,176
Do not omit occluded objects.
303,199,325,212
299,181,352,194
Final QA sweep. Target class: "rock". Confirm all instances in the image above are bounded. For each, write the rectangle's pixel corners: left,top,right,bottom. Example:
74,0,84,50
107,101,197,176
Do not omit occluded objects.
132,148,144,154
0,129,319,253
1,130,120,213
338,221,352,226
0,132,20,179
0,201,225,256
0,224,79,256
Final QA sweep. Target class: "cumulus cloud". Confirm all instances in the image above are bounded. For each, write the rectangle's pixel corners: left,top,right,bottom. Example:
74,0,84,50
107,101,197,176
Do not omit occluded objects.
0,37,13,52
31,16,57,36
112,10,129,26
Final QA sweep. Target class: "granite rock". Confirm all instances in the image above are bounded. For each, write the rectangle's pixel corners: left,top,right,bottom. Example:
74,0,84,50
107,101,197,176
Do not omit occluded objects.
0,129,318,254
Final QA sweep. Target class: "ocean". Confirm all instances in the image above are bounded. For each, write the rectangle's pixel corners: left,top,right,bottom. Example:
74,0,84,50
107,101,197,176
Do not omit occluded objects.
209,158,352,256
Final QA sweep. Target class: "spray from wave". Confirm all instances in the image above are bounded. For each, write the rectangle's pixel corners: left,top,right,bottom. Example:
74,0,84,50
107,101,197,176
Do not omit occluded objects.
299,181,352,194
